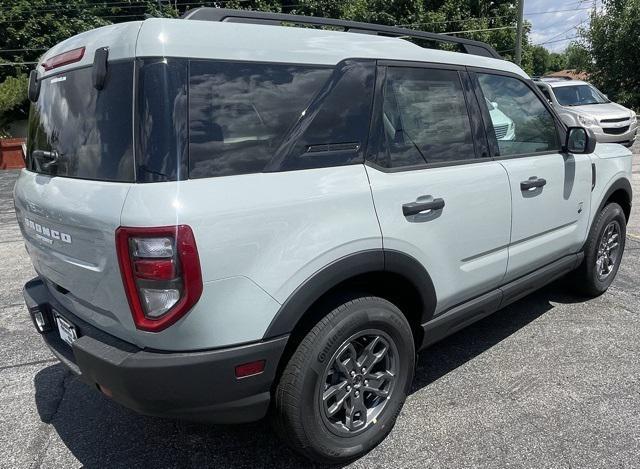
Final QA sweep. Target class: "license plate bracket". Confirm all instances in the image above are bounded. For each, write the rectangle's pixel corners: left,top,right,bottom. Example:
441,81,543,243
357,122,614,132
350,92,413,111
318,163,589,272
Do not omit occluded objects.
54,311,78,347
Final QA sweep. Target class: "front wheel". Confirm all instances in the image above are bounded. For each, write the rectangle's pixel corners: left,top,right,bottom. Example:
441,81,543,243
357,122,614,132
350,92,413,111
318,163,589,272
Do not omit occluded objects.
574,202,626,296
273,296,415,464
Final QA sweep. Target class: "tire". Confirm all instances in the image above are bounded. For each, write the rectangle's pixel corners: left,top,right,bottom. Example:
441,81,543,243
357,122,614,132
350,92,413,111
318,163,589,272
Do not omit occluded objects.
273,296,415,464
573,202,626,297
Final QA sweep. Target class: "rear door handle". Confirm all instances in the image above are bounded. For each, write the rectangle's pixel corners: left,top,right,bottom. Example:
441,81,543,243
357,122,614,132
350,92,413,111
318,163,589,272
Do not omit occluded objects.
520,177,547,191
402,197,445,216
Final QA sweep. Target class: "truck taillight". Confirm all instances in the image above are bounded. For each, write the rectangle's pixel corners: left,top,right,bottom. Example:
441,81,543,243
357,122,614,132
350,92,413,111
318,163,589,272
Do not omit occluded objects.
116,225,203,332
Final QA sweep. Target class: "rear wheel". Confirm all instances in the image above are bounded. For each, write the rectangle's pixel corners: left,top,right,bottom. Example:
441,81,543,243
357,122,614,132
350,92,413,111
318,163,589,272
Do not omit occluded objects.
573,202,626,296
273,296,415,464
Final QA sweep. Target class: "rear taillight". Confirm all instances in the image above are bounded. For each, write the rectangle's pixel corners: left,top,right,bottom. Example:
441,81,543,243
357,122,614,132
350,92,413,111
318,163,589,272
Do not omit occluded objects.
43,47,85,71
116,225,203,332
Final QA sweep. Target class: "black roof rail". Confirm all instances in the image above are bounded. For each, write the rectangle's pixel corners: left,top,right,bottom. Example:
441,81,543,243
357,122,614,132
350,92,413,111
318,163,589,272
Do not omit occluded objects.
181,8,502,60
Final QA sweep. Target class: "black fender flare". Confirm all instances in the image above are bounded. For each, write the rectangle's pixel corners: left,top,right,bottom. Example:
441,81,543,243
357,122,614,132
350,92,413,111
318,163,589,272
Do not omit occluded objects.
262,249,437,339
595,177,632,219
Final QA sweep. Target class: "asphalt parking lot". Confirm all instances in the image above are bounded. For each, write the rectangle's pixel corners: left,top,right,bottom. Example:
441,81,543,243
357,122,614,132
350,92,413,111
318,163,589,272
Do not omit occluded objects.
1,144,639,469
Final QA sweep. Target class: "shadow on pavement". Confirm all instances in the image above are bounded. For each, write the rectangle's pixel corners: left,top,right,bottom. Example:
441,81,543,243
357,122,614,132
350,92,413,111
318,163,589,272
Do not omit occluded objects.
33,281,583,469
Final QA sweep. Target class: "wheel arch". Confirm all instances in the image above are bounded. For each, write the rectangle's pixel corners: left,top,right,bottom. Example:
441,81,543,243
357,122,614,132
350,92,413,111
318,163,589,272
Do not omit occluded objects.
263,249,437,383
596,177,632,222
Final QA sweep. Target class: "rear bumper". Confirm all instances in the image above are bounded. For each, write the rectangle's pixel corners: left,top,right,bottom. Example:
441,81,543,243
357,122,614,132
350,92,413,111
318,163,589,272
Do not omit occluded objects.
23,277,288,423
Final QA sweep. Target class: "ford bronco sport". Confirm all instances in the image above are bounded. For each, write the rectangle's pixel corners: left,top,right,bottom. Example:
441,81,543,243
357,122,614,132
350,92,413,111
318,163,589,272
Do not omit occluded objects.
15,8,633,464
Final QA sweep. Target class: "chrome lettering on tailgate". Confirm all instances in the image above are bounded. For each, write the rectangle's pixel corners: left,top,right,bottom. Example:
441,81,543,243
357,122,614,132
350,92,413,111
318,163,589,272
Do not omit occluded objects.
24,217,72,244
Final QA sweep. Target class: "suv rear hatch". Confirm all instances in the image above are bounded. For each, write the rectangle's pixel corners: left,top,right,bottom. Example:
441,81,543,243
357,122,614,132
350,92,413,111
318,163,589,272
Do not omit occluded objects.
14,26,142,344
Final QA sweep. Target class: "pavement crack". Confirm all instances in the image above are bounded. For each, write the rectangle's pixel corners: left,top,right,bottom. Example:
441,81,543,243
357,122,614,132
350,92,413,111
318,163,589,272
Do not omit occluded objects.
47,370,71,424
0,358,57,372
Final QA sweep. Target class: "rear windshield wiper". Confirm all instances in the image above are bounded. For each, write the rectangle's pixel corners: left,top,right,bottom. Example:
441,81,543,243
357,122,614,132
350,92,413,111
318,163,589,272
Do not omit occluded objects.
32,149,63,170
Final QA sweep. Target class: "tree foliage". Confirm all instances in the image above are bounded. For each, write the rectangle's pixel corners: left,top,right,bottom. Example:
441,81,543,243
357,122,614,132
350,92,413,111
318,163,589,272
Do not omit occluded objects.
529,45,567,77
583,0,640,109
564,42,590,71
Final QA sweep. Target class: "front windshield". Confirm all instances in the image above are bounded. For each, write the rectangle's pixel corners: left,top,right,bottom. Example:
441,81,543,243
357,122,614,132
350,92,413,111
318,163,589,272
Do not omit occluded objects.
552,84,610,106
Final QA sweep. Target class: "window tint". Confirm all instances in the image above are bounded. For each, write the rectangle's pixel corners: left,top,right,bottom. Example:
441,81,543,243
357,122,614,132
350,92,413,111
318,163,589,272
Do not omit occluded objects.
27,61,134,182
136,58,188,182
188,61,332,178
272,60,375,171
375,67,475,169
477,73,559,156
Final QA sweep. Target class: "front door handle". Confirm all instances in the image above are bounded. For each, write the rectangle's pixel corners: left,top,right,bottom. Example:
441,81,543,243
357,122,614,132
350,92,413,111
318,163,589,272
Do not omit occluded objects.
520,177,547,191
402,197,445,216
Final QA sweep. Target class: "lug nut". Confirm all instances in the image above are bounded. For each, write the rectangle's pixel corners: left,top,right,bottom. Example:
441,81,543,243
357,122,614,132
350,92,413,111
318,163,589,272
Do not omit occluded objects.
347,385,351,391
351,370,356,377
361,367,366,373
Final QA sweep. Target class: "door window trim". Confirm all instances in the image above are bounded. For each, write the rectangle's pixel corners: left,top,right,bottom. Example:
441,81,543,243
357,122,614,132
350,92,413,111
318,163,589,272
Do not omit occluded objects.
365,60,492,173
467,66,567,161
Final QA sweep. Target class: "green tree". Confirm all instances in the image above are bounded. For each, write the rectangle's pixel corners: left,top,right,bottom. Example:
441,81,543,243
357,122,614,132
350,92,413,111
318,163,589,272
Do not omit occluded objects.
564,41,590,71
548,52,566,72
584,0,640,109
530,45,550,76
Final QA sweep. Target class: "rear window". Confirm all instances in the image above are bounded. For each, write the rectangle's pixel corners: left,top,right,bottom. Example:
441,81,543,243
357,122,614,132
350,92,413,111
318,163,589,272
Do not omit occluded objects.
188,61,333,178
27,61,134,182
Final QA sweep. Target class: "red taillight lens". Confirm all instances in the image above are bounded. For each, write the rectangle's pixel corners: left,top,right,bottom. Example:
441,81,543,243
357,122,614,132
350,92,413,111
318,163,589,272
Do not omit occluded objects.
133,259,176,280
116,225,203,332
43,47,85,71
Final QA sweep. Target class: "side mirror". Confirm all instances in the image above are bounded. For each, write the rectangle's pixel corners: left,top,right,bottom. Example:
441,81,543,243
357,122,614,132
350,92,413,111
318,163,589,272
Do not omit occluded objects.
491,101,499,110
565,126,596,154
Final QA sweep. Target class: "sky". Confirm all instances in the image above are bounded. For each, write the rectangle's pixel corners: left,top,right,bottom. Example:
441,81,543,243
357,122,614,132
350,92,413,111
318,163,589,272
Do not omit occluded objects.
525,0,602,52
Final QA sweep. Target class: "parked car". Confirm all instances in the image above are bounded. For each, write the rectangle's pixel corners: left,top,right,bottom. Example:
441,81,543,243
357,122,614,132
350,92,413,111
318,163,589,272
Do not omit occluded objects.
535,78,638,147
486,98,516,141
16,8,633,464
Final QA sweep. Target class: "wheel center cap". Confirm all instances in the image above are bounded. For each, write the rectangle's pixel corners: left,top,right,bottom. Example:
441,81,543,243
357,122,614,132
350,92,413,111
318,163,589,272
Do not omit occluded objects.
353,374,364,386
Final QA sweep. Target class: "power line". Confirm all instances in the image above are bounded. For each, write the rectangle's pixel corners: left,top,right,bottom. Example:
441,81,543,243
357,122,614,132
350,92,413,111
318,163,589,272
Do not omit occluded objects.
524,6,592,16
0,47,49,52
539,20,586,45
536,35,580,46
396,15,512,28
0,61,38,66
0,0,248,14
443,25,517,35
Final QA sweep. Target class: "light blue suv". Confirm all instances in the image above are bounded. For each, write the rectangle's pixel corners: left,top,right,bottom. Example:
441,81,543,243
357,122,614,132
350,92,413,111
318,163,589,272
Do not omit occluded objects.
15,8,633,464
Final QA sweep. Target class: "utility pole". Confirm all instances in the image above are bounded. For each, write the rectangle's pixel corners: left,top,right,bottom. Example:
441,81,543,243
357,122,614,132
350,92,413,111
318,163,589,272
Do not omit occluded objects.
515,0,525,65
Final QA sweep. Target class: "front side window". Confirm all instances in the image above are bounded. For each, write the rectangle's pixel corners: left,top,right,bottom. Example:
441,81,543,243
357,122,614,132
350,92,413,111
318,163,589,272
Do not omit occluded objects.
375,67,475,169
552,84,609,107
188,61,332,178
477,73,560,156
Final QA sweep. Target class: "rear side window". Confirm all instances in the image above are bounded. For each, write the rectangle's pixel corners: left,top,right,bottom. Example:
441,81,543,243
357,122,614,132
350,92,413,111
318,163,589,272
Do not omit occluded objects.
188,61,332,178
272,60,375,172
136,58,188,183
27,61,134,182
476,73,560,156
374,67,475,169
